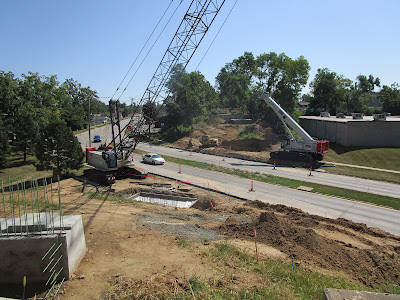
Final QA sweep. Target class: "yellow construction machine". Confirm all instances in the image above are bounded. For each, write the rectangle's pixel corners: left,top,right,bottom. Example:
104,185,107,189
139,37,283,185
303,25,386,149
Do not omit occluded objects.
201,135,219,148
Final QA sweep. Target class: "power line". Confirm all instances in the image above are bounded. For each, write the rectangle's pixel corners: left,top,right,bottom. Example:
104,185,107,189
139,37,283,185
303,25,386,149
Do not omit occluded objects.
110,0,176,101
195,0,238,71
116,0,184,102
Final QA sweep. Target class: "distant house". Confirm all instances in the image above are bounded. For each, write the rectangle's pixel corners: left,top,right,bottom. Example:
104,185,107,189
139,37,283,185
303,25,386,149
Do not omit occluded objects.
154,115,172,128
368,92,382,111
92,114,108,124
297,101,310,111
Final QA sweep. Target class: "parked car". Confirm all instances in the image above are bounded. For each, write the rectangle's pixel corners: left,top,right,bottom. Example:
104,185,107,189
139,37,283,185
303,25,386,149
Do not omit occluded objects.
93,135,101,143
142,153,165,165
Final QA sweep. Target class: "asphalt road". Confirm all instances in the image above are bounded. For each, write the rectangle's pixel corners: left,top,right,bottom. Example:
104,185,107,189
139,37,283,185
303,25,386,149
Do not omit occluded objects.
136,143,400,199
133,154,400,237
76,119,132,150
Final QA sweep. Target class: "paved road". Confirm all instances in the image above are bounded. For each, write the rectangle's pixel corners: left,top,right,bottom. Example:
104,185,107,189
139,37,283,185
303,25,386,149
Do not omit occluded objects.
76,119,131,150
136,143,400,199
132,154,400,236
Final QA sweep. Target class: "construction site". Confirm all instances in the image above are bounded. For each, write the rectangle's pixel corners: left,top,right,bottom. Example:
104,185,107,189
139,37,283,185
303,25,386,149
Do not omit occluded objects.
1,0,400,299
1,171,399,299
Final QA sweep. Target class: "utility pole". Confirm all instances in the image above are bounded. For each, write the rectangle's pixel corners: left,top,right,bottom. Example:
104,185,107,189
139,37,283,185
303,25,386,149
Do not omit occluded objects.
88,96,91,147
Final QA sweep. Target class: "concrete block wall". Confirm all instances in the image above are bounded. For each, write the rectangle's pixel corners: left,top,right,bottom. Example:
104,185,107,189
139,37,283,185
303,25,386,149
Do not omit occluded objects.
300,118,400,147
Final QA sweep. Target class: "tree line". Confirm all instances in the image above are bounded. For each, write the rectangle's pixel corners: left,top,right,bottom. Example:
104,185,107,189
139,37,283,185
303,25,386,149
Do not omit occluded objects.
1,51,399,168
163,51,400,138
0,71,109,170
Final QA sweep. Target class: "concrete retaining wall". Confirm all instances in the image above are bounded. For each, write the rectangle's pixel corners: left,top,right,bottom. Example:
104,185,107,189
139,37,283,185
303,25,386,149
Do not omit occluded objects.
0,215,86,285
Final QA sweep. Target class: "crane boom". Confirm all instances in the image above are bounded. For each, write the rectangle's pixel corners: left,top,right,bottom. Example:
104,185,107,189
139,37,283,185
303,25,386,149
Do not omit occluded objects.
85,0,227,184
260,92,329,167
261,93,313,141
117,0,226,160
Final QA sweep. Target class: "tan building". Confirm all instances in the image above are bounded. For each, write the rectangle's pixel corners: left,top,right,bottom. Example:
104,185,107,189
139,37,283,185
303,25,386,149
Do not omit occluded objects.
299,115,400,147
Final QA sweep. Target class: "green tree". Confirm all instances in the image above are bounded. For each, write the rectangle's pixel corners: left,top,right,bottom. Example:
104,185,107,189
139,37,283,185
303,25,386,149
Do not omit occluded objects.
0,71,20,117
19,72,58,108
59,79,104,131
14,106,39,162
309,68,352,115
254,52,310,115
166,65,218,126
216,52,255,110
356,74,380,93
381,83,400,115
0,119,8,168
35,118,84,172
216,52,309,125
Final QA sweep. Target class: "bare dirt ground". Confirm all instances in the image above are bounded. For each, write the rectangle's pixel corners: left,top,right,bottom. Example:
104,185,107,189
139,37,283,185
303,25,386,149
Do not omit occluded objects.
171,120,282,162
23,175,399,299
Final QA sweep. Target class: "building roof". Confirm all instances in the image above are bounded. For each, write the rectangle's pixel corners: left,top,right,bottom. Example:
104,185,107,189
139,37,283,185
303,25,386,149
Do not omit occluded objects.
300,115,400,123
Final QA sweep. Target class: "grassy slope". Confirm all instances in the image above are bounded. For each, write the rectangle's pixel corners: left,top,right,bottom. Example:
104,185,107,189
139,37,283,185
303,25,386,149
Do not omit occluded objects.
323,145,400,184
324,145,400,170
0,151,86,184
0,152,52,184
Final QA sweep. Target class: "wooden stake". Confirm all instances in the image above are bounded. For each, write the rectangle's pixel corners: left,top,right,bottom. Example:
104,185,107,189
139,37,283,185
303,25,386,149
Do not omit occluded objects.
254,228,258,262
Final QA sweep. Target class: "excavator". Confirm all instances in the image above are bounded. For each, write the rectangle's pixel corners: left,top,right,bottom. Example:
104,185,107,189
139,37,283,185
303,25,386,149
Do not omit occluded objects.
83,0,226,185
261,93,329,167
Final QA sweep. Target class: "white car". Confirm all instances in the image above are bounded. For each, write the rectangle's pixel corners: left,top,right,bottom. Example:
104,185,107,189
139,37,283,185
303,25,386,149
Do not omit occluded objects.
142,153,165,165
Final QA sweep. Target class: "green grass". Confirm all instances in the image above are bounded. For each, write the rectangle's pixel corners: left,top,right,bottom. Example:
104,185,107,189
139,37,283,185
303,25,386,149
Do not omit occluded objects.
1,151,87,185
324,145,400,171
0,152,52,183
237,125,263,140
135,150,400,211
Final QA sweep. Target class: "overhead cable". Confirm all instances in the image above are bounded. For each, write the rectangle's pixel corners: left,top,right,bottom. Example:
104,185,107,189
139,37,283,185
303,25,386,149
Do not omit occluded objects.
116,0,185,102
195,0,238,71
110,0,175,101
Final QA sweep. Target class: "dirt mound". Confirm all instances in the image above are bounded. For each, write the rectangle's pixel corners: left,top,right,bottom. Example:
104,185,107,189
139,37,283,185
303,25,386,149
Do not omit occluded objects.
171,120,282,160
172,137,202,149
222,138,278,152
218,201,400,286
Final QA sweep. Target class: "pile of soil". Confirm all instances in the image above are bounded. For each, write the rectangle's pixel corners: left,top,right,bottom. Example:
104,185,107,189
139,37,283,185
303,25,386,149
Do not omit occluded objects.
218,201,400,286
171,120,281,161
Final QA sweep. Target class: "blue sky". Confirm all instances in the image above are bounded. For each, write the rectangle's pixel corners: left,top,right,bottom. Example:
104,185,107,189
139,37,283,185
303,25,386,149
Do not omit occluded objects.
1,0,399,104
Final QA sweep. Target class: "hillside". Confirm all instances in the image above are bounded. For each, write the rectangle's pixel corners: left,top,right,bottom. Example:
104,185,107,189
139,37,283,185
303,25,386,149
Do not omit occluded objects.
172,119,282,162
